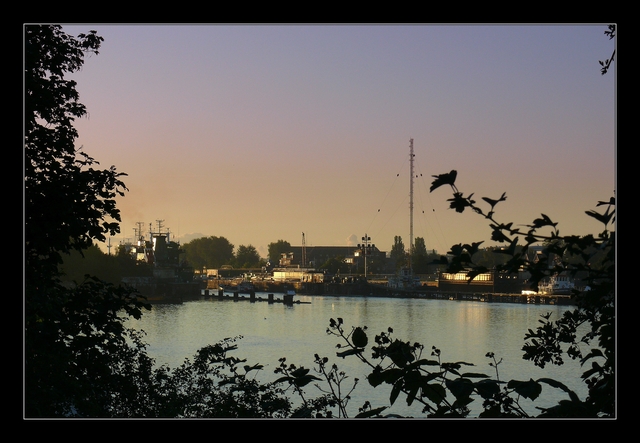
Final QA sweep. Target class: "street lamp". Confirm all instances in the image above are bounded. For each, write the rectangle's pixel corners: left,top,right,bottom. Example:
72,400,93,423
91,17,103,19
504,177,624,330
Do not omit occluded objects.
357,234,374,278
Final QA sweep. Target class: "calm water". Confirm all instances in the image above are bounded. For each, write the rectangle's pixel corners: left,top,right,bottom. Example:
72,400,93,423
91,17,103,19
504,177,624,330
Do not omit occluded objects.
126,293,588,417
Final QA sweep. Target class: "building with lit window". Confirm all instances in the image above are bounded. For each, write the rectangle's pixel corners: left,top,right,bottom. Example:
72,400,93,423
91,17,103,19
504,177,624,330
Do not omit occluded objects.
438,270,524,293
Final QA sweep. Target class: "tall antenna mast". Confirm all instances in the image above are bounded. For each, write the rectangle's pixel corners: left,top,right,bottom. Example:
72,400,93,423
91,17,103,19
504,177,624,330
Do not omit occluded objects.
409,138,414,274
301,232,306,268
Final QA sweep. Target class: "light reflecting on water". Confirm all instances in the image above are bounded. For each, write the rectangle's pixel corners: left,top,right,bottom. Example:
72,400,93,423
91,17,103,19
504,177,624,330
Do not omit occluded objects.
126,294,588,417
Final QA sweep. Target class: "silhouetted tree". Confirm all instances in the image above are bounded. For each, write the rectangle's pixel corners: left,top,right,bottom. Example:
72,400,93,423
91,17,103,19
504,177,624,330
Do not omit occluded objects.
25,25,150,417
24,24,615,419
320,256,349,275
234,244,262,268
182,236,235,270
268,240,292,264
390,236,406,270
599,25,615,75
428,169,615,417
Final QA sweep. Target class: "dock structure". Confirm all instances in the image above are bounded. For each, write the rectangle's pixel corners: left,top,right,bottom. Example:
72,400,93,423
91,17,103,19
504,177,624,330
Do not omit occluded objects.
424,291,572,305
319,281,574,305
201,280,573,306
200,288,308,305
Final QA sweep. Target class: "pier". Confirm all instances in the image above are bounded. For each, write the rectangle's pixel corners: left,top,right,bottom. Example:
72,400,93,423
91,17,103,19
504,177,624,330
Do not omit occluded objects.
423,291,572,305
202,279,574,306
312,282,574,305
200,288,309,305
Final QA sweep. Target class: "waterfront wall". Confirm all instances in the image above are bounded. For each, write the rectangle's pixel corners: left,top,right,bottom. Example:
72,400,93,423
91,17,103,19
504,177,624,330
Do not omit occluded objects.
204,279,572,305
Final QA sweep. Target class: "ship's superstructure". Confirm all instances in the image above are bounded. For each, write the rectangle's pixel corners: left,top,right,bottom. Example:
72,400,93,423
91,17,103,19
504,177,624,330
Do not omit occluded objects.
121,220,200,303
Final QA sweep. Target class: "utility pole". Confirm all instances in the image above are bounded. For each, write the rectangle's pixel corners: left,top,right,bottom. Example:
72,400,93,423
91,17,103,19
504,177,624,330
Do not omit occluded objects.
358,234,373,278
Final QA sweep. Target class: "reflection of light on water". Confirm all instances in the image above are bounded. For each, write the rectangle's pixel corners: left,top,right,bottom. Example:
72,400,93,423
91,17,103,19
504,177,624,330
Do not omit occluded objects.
126,296,586,418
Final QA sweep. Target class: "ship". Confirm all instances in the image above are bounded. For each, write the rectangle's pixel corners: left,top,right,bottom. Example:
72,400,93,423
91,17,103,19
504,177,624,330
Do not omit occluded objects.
121,221,202,304
388,266,421,290
538,273,575,295
221,280,256,294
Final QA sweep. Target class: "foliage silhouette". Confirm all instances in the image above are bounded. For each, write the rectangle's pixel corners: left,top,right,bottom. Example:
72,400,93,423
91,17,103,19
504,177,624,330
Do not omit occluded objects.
25,25,614,418
268,239,292,264
599,25,616,75
426,170,615,417
182,236,235,270
273,164,613,417
233,244,263,268
25,25,153,417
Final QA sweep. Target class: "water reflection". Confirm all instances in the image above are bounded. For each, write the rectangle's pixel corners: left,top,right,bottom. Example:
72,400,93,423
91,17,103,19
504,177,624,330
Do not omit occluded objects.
127,295,585,417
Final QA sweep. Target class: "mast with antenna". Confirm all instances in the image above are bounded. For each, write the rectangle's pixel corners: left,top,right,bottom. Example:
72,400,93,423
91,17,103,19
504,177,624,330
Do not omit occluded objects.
301,232,306,268
409,138,414,278
134,221,145,243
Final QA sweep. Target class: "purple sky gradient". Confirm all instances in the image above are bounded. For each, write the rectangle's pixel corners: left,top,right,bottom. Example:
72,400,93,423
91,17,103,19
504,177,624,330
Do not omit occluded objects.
61,24,616,257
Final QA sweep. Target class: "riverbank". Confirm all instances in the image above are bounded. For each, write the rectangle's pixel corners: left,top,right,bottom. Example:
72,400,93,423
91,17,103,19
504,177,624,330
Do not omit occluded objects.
204,279,574,305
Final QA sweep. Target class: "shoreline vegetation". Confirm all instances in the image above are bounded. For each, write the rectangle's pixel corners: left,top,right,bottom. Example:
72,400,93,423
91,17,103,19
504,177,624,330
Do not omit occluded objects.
25,25,614,418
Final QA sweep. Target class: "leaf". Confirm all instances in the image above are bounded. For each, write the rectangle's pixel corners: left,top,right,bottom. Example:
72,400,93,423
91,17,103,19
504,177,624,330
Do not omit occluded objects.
482,192,507,209
430,170,457,192
422,383,447,405
352,326,368,348
368,367,402,387
446,378,474,401
493,236,518,255
381,368,404,384
272,376,293,385
529,213,558,229
473,379,501,399
294,374,322,387
467,267,489,282
243,363,264,373
585,208,614,226
597,197,615,206
448,243,464,256
407,387,421,406
537,377,572,394
507,378,542,400
580,348,604,365
385,340,415,367
447,192,474,213
367,368,385,387
460,372,490,379
291,367,310,378
407,358,441,368
490,226,512,243
463,241,484,255
390,380,402,405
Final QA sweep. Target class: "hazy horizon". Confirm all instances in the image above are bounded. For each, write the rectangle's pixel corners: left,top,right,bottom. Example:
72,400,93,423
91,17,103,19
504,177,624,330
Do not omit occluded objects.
60,24,616,258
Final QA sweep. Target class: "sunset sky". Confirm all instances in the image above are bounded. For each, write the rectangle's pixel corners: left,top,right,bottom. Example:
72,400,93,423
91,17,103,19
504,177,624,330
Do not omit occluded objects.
62,24,616,258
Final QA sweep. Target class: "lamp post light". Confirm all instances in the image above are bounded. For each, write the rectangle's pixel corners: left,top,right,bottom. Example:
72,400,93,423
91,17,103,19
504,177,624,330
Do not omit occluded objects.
357,234,374,278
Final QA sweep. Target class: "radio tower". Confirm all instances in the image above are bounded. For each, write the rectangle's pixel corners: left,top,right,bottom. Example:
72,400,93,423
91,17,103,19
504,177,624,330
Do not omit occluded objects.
301,232,307,268
409,138,414,276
